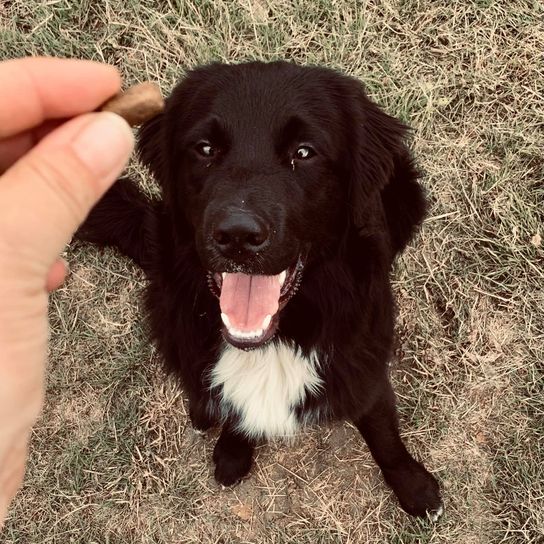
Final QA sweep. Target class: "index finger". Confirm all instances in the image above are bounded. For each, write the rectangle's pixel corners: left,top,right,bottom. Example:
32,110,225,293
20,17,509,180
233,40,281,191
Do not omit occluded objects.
0,57,121,139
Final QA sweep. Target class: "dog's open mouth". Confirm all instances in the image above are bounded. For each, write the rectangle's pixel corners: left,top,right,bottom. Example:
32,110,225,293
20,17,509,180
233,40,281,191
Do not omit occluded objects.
207,257,304,349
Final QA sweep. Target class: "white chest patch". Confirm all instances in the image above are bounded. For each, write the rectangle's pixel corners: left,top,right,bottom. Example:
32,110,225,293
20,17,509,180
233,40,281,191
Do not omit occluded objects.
210,341,323,439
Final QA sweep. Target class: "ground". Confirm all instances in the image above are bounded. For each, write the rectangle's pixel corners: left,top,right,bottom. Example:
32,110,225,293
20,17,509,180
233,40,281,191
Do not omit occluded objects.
0,1,543,542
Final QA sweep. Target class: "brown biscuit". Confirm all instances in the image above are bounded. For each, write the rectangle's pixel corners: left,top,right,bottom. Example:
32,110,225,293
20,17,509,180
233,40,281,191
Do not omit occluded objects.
100,81,164,126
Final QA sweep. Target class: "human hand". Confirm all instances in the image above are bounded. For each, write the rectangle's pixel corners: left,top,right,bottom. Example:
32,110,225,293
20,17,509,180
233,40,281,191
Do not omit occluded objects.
0,57,134,528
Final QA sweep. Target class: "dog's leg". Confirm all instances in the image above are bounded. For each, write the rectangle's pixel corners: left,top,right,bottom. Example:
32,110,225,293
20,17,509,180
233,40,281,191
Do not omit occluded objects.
353,384,443,519
75,178,159,273
212,423,254,486
188,399,217,435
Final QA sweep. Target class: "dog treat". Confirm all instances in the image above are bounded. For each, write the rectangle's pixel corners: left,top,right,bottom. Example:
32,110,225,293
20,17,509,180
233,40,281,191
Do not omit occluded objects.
100,81,164,126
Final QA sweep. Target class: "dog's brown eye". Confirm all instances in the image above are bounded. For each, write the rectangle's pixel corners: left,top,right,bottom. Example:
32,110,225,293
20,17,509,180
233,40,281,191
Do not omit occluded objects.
196,141,215,157
295,145,315,160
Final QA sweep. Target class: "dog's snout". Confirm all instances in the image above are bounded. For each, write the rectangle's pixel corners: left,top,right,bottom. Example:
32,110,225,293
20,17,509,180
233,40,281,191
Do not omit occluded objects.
213,212,270,256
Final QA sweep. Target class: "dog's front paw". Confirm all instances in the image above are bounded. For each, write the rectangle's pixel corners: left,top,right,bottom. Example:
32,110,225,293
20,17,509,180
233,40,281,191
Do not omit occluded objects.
213,439,253,486
383,460,443,519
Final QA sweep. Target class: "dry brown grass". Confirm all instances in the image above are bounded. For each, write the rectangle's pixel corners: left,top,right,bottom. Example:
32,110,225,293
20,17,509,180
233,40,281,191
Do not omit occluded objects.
1,1,543,542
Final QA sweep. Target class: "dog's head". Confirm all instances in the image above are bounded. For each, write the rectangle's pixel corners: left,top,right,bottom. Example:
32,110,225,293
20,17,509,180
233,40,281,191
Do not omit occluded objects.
138,61,409,349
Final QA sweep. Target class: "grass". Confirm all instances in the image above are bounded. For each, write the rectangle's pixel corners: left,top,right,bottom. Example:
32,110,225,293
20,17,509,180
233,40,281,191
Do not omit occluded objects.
1,0,543,542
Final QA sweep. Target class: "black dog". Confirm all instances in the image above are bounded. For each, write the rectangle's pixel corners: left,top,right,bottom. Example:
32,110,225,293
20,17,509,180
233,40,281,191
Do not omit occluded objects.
77,61,443,519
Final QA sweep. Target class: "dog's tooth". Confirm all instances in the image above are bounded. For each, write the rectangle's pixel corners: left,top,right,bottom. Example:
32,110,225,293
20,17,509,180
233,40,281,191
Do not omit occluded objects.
222,272,226,280
229,327,263,340
262,314,272,330
221,313,231,328
278,270,287,287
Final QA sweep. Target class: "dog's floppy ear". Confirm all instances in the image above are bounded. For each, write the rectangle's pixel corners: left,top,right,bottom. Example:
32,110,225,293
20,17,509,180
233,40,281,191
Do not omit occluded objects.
347,86,409,233
137,112,167,183
345,82,427,251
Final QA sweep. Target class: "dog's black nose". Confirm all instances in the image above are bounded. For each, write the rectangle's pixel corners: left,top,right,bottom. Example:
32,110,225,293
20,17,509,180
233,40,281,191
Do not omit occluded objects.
213,213,269,256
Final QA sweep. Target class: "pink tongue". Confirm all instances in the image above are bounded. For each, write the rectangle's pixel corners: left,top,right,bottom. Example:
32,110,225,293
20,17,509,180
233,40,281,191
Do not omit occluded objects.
220,273,281,331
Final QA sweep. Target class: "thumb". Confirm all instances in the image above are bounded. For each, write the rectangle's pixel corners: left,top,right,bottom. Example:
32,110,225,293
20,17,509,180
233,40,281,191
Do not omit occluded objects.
0,112,134,273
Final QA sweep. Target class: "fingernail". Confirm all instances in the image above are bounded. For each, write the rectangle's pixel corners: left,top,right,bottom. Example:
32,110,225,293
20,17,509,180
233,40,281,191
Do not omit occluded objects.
72,112,134,179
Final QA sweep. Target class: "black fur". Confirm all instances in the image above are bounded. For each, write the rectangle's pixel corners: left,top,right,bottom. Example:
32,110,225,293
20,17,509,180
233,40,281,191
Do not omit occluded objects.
77,61,441,518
